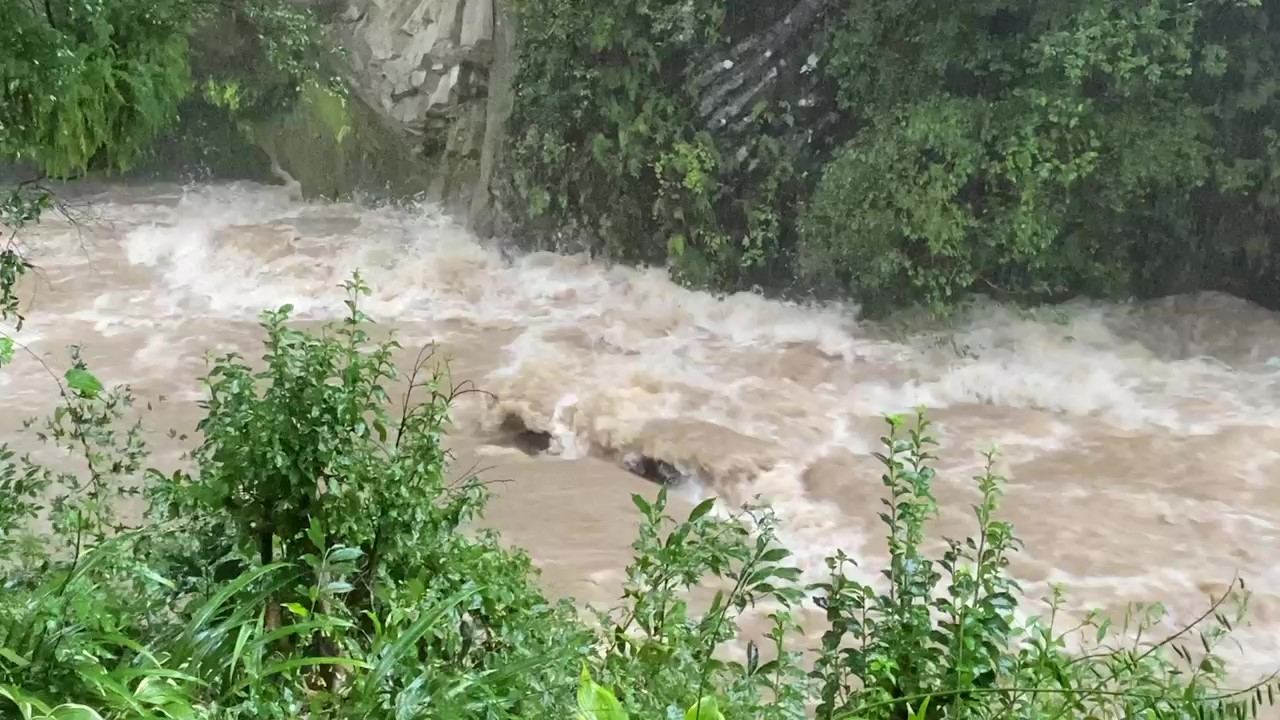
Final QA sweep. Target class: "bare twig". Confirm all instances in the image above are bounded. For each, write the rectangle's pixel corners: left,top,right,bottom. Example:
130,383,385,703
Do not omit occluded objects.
0,331,67,394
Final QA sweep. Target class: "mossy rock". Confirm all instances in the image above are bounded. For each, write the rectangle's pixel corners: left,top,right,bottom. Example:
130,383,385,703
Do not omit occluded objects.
253,83,433,200
129,83,436,201
133,99,275,184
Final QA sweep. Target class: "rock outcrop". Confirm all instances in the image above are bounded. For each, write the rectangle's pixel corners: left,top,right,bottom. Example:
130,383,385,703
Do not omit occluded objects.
329,0,514,224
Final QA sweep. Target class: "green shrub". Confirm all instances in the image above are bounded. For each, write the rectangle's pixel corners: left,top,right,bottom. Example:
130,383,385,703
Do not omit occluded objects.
592,490,807,719
0,0,195,178
506,0,1279,312
799,97,989,316
801,0,1280,313
807,413,1264,720
2,276,592,719
506,0,801,292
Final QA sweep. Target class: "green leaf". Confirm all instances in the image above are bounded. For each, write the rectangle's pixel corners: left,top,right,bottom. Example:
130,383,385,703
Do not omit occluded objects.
306,518,325,551
684,696,724,720
225,658,370,697
907,696,931,720
64,368,103,398
667,233,686,257
0,648,29,668
759,547,791,563
0,336,13,366
688,498,716,523
631,493,650,513
189,563,291,633
0,684,51,720
576,666,628,720
283,602,309,618
131,676,185,707
322,580,354,595
255,620,353,650
136,565,177,590
49,704,105,720
327,546,363,563
366,585,479,690
158,700,196,720
227,608,260,683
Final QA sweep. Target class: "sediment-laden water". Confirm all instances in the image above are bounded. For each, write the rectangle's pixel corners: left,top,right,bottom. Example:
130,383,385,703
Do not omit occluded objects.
4,182,1280,684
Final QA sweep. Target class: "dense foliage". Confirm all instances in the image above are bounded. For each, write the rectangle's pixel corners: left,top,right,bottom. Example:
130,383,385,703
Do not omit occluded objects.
0,0,336,325
0,0,191,326
6,0,1276,315
0,0,329,180
2,4,1279,711
2,275,1279,718
802,0,1280,313
505,0,808,291
508,0,1280,313
0,0,194,178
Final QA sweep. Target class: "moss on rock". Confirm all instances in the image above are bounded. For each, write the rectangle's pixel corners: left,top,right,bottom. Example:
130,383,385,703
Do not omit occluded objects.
249,82,432,199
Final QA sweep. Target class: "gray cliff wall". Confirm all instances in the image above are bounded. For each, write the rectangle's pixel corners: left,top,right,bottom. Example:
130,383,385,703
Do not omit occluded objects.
329,0,515,228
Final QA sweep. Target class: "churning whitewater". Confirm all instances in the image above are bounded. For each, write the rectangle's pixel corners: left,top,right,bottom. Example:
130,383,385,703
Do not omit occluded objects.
5,182,1280,682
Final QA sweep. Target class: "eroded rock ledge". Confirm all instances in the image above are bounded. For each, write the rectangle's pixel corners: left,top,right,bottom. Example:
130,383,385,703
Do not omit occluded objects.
329,0,514,222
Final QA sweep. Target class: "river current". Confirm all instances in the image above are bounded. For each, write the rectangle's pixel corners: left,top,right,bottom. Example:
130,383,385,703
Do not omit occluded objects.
4,181,1280,684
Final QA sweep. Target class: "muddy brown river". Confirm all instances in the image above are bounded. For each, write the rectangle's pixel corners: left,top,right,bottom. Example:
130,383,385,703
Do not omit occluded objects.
4,182,1280,686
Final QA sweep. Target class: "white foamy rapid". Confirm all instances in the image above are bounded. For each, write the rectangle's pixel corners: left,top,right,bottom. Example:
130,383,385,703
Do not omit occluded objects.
6,182,1280,683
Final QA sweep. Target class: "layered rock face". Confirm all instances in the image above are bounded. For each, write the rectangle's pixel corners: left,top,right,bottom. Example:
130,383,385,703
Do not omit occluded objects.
331,0,514,224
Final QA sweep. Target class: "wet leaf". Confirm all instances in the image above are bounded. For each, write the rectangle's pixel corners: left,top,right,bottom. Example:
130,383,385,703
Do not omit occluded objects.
684,696,724,720
0,648,29,668
576,666,628,720
688,498,716,522
760,548,791,563
328,546,363,563
631,494,651,516
49,704,105,720
64,368,103,398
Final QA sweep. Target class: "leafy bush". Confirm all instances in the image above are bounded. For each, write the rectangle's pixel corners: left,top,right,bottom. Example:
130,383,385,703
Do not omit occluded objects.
0,0,195,178
807,414,1265,720
800,0,1280,312
506,0,1279,313
506,0,803,291
1,0,195,327
3,280,1278,719
799,97,989,315
593,490,807,719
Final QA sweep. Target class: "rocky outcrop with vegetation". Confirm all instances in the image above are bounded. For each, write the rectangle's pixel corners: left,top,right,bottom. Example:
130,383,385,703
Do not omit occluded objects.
499,0,1280,315
329,0,514,220
5,0,1279,313
124,0,513,221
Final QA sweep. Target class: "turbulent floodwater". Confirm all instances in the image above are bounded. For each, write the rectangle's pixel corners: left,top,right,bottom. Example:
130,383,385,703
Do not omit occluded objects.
5,182,1280,684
